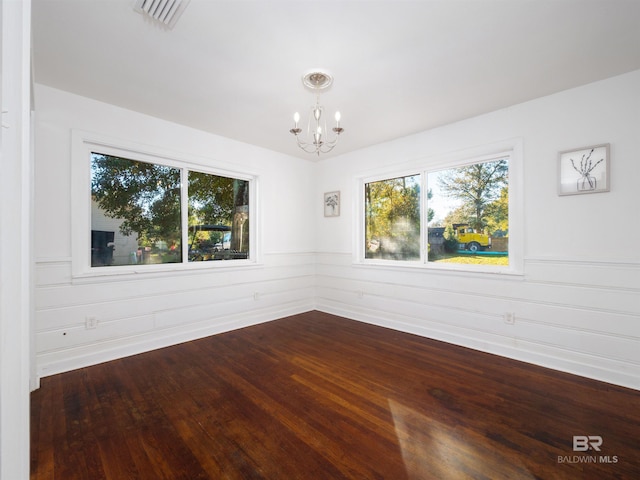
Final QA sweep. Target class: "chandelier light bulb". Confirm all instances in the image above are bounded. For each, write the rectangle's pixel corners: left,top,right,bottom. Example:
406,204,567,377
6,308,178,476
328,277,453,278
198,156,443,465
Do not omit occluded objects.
335,111,341,126
293,112,300,126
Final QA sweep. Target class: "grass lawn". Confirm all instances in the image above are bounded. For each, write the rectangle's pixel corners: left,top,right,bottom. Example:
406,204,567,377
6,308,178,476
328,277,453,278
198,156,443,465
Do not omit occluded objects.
429,252,509,266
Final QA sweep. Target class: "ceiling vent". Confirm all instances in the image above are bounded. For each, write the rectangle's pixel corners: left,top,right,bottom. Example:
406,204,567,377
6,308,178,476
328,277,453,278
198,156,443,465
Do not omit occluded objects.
133,0,190,28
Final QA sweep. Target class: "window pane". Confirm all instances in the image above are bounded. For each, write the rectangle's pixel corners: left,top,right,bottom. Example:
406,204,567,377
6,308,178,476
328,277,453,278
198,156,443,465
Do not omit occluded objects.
91,153,182,266
365,174,421,260
188,171,249,261
427,159,509,266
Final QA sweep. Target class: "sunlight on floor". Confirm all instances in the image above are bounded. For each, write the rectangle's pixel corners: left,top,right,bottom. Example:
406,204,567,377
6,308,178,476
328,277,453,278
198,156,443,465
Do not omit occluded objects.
388,399,536,479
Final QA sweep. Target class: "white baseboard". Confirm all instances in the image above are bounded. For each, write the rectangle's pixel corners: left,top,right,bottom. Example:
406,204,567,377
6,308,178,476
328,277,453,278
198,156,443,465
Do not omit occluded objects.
316,301,640,391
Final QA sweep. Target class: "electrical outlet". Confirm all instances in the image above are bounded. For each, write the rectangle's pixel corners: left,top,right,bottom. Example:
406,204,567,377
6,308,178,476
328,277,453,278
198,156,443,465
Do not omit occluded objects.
503,312,515,325
253,292,260,301
85,316,98,329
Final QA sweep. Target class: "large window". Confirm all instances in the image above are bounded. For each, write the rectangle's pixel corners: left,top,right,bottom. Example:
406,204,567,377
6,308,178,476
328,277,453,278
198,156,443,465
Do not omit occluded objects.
89,151,251,268
361,149,519,272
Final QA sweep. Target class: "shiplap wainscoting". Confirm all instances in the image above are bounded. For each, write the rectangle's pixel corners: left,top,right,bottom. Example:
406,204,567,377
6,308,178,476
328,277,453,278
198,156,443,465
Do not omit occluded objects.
34,252,315,378
315,253,640,390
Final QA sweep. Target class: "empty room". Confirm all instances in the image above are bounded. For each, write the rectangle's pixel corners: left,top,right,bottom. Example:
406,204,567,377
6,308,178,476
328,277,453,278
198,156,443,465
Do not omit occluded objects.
1,0,639,479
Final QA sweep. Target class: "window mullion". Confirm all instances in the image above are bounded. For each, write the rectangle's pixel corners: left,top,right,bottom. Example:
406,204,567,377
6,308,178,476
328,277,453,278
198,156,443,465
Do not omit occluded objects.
181,168,189,263
421,171,427,264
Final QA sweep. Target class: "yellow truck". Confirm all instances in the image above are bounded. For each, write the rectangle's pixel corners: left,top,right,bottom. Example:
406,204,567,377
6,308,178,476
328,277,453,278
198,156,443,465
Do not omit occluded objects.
453,223,491,252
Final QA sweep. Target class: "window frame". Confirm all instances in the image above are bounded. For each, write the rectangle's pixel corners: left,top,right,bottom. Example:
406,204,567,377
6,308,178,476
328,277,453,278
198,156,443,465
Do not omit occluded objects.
361,168,425,266
355,140,523,275
72,130,259,279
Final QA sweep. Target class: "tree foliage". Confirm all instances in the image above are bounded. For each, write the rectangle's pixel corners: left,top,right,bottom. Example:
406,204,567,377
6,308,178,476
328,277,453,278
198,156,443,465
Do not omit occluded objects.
91,154,182,246
484,186,509,235
365,174,421,259
188,170,235,225
437,159,508,232
91,154,246,251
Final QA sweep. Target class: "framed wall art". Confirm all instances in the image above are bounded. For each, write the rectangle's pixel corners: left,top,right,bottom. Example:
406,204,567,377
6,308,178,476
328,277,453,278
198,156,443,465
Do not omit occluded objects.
558,143,610,196
324,191,340,217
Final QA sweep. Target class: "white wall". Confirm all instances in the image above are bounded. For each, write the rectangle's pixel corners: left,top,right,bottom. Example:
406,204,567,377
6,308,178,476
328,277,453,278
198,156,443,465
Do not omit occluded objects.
0,0,32,478
314,70,640,390
34,84,317,377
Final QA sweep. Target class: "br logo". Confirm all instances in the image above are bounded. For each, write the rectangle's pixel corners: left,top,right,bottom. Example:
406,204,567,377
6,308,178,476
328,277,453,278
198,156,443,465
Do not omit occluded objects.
573,435,603,452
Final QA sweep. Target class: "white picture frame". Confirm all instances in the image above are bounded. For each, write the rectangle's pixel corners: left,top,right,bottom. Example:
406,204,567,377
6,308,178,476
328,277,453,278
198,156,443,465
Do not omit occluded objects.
558,143,610,196
324,191,340,217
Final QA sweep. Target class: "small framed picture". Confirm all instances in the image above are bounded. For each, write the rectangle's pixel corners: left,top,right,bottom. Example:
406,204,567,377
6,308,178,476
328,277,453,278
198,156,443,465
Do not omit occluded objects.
324,191,340,217
558,143,610,196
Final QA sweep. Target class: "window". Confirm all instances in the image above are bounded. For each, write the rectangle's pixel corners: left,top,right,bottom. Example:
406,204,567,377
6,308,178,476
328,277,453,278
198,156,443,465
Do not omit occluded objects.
187,170,249,262
90,153,251,268
365,174,421,261
73,131,256,275
91,154,182,266
359,144,521,273
427,158,509,267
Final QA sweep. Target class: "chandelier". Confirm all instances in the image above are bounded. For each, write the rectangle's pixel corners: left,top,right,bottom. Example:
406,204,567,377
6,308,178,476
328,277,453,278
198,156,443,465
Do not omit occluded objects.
289,70,344,156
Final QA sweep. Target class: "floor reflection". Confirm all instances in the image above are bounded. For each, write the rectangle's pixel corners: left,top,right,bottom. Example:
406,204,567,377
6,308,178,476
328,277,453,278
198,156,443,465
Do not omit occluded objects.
389,398,536,479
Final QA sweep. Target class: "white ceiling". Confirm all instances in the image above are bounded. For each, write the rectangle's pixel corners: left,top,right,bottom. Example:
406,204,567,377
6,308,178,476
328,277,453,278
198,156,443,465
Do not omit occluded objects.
32,0,640,160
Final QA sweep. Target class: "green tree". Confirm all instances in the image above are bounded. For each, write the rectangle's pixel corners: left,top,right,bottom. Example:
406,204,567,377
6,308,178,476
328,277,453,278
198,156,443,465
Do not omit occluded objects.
365,174,420,259
437,159,508,232
91,154,248,255
91,154,182,247
443,204,473,228
484,186,509,235
188,170,235,225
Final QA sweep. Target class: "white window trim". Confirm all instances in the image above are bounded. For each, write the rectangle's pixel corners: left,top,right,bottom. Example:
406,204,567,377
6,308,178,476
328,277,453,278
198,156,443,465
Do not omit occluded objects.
354,138,524,276
71,130,260,280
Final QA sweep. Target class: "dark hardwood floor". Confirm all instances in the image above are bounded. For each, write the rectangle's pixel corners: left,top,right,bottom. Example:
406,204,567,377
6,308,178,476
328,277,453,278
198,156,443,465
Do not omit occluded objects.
31,311,639,479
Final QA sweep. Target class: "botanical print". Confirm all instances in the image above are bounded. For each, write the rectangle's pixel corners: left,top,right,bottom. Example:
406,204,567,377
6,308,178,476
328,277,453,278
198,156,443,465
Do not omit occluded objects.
324,191,340,216
570,148,604,191
558,144,609,196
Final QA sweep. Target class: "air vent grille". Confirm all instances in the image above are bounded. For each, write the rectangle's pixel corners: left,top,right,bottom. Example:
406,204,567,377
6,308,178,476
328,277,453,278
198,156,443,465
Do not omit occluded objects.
133,0,189,28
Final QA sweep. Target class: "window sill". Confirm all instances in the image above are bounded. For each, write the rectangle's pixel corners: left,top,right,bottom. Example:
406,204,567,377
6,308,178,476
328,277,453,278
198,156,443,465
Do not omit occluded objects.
354,259,524,278
71,259,263,284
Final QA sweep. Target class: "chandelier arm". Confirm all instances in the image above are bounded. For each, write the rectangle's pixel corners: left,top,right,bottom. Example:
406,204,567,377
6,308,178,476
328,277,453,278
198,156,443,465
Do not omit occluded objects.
294,122,341,154
295,136,325,154
296,138,338,155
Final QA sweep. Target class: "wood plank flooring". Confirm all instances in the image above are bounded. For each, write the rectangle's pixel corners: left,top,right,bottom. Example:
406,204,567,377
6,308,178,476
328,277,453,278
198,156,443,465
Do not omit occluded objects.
31,311,640,479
